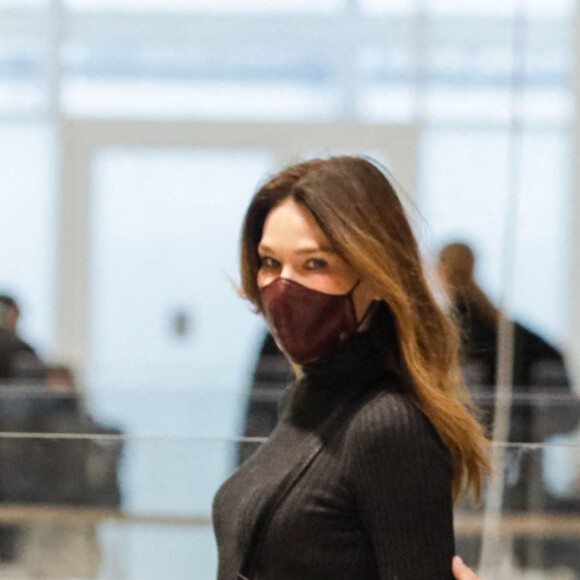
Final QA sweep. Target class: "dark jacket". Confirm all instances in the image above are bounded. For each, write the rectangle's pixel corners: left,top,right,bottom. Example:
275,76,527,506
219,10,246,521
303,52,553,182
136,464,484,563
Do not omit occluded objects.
237,332,292,465
0,329,43,381
455,299,577,441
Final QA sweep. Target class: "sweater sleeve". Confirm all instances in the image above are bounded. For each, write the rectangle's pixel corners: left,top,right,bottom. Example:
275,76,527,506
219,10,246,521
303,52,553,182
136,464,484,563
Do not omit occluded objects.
347,392,455,580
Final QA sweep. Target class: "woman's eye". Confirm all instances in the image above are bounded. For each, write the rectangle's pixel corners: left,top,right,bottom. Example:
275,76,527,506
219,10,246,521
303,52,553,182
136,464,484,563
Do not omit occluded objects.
260,256,280,269
305,258,328,270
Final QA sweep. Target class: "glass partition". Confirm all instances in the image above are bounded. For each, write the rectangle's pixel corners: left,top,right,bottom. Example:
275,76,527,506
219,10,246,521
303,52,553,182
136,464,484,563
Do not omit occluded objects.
0,123,57,354
455,440,580,579
0,386,578,578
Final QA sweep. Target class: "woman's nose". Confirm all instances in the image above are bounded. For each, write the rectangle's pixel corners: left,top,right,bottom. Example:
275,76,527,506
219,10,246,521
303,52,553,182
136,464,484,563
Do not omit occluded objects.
280,265,298,281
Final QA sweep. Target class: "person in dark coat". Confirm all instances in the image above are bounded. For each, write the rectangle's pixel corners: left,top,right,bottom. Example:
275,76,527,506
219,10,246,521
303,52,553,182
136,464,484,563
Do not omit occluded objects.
237,331,292,466
11,365,123,579
436,242,576,442
0,295,44,382
0,295,45,563
437,242,580,574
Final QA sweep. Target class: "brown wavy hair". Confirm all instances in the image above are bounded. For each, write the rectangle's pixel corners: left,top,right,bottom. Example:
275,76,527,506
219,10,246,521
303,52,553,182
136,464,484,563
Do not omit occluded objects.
240,156,491,500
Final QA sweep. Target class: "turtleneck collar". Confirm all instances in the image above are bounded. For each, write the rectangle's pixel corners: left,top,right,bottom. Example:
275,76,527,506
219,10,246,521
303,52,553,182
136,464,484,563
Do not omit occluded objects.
283,330,396,429
301,330,390,388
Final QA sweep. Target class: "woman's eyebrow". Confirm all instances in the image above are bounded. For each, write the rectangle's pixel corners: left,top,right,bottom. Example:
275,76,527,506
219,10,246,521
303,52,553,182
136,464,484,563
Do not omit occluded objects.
258,243,336,255
294,245,336,255
257,243,274,254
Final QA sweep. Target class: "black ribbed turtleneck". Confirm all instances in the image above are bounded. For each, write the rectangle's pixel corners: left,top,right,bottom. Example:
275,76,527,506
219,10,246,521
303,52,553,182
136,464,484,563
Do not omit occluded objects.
284,331,395,429
301,329,388,384
213,331,455,580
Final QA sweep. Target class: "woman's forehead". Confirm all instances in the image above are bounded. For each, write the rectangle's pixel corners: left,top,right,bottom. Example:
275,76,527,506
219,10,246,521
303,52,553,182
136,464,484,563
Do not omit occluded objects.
260,199,330,249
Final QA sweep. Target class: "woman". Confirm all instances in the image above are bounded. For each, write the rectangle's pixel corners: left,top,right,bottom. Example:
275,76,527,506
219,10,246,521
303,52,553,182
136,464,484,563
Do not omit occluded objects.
213,157,490,579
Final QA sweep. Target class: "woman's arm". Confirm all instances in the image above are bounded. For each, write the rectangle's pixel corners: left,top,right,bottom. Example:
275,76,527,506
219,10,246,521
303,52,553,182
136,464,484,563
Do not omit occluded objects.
349,392,455,579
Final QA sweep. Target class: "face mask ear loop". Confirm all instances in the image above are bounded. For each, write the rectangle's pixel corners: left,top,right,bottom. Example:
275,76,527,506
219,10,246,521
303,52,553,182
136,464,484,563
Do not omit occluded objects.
356,299,381,330
348,279,362,295
348,279,374,329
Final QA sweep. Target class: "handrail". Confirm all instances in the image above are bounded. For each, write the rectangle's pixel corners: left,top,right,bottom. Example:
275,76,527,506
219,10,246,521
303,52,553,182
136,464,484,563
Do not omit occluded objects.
0,505,578,538
455,512,580,537
0,505,211,527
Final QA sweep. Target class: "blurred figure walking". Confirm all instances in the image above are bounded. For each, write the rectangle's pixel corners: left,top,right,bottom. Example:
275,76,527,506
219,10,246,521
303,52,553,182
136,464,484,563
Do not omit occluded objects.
0,295,44,382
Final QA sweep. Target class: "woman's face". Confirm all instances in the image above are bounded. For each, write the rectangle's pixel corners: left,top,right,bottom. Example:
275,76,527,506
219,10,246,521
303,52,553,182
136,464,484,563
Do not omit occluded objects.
257,198,375,321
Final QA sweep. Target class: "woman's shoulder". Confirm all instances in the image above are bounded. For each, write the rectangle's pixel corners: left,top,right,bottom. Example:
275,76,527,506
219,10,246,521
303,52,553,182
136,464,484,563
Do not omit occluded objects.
342,386,453,477
350,373,418,420
345,381,449,459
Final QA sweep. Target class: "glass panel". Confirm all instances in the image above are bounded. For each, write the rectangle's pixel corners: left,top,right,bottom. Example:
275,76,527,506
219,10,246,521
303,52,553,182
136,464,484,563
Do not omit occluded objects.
426,0,575,17
356,35,417,124
0,123,56,354
419,128,511,304
0,386,578,579
0,412,262,578
420,127,571,383
523,0,576,18
0,35,48,114
63,38,339,121
520,21,574,125
64,79,339,121
423,17,573,123
0,385,265,578
58,7,575,123
88,148,274,400
511,130,571,346
0,0,48,8
424,19,514,122
65,0,343,13
360,0,417,15
520,88,573,125
428,0,518,16
455,441,580,578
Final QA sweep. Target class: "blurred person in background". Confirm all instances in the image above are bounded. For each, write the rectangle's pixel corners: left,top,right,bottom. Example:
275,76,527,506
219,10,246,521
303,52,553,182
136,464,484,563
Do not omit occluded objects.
436,242,577,445
437,243,571,401
0,294,45,567
437,242,580,575
8,364,124,580
237,330,292,466
44,364,76,394
0,294,44,383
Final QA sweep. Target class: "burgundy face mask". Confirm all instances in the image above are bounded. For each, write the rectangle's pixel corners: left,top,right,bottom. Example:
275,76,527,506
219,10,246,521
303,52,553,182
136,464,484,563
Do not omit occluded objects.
260,277,362,365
